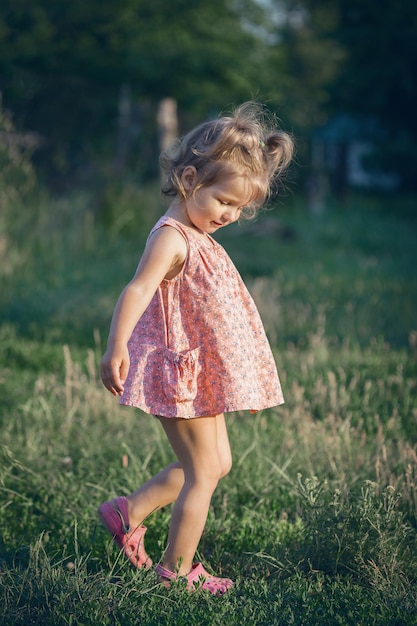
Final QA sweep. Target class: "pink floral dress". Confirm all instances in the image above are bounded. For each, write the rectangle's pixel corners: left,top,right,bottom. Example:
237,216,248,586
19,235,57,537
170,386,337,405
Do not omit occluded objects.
120,216,284,418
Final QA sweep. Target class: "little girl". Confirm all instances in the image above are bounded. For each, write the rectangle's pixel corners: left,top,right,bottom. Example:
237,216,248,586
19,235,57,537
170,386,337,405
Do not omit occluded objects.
99,102,293,595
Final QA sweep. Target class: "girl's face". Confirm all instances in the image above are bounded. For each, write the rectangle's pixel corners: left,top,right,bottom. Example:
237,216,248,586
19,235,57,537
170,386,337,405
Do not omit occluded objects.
181,167,258,234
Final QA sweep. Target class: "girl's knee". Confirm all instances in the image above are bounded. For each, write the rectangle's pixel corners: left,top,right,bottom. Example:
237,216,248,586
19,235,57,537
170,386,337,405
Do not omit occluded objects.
187,465,221,489
219,455,232,479
201,458,231,485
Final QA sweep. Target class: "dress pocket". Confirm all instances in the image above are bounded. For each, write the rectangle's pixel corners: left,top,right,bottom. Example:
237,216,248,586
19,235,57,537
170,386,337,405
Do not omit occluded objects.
162,346,201,403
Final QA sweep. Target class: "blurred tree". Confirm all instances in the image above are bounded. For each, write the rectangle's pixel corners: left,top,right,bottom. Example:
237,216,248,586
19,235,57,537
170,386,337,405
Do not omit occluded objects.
265,1,344,133
0,0,272,182
329,0,417,189
2,0,416,190
268,0,417,190
0,0,128,178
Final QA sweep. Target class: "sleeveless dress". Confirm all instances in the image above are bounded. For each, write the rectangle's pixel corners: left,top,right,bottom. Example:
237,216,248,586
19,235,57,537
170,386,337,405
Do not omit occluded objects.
120,216,284,418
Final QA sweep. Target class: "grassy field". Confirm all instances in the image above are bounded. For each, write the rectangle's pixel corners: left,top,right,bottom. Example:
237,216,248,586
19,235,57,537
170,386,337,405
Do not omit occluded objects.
1,182,417,625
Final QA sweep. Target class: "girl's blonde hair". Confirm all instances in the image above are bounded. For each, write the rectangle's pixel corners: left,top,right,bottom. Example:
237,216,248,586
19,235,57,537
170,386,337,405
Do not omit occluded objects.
160,102,294,217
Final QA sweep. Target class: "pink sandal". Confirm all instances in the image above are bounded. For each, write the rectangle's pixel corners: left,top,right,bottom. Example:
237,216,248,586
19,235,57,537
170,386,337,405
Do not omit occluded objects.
155,562,233,595
98,496,152,569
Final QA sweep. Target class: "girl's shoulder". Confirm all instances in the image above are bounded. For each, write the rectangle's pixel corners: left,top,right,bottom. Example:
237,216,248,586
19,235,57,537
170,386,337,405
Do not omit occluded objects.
148,215,189,241
149,215,223,254
147,217,189,253
143,218,188,276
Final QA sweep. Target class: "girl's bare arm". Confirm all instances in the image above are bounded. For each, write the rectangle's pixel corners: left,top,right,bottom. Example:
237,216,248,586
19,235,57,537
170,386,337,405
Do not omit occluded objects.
101,226,187,395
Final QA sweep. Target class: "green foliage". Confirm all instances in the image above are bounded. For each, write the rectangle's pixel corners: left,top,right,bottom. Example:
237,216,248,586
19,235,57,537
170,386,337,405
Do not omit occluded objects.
281,476,416,586
0,0,271,178
267,0,345,132
0,105,37,204
272,0,417,187
2,0,417,190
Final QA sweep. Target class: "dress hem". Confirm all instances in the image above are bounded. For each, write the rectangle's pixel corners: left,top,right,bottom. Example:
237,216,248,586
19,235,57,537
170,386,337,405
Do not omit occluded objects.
119,398,285,419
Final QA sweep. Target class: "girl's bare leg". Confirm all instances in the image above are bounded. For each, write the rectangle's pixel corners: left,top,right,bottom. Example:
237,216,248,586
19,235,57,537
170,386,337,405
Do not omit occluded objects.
126,414,232,538
126,461,184,528
158,413,231,575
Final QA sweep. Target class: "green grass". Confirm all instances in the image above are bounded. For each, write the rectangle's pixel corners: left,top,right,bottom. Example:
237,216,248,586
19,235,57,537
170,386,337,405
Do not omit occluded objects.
1,183,417,625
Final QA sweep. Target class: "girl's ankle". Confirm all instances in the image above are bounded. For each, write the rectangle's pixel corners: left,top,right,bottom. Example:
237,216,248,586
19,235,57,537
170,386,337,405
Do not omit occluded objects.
163,561,192,576
126,500,144,531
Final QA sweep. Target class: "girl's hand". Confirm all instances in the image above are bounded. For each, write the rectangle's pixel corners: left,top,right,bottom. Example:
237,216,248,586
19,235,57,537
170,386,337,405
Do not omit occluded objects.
100,344,130,396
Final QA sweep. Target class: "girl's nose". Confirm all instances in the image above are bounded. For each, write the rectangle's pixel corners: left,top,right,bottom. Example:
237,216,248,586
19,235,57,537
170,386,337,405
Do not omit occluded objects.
222,208,239,223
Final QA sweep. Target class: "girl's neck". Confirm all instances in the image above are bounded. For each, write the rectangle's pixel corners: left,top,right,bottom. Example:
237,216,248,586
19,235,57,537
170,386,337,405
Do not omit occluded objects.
165,201,207,238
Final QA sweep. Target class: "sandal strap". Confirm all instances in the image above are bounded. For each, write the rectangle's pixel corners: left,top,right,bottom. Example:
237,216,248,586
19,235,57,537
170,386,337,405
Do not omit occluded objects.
113,497,131,534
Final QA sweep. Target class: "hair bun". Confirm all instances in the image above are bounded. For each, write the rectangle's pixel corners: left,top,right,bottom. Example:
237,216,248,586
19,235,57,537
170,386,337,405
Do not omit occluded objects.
264,132,294,176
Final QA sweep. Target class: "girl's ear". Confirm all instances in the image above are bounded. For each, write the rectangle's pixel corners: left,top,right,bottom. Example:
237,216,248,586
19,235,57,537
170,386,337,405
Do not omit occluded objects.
181,166,197,192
